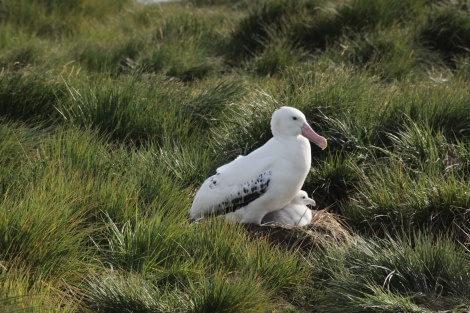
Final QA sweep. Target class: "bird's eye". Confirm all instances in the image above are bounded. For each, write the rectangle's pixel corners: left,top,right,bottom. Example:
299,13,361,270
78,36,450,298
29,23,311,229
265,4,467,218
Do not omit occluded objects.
292,116,297,120
302,196,306,199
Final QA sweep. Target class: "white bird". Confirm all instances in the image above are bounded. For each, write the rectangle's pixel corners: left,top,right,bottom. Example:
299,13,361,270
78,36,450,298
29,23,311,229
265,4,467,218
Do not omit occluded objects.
261,190,316,226
188,106,327,224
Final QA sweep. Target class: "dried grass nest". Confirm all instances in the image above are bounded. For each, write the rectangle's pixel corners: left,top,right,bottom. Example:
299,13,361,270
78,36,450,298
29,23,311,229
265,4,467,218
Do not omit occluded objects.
242,210,352,251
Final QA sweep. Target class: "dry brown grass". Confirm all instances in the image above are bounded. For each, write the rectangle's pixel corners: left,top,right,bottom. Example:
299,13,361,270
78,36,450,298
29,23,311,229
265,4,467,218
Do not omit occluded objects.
242,210,352,251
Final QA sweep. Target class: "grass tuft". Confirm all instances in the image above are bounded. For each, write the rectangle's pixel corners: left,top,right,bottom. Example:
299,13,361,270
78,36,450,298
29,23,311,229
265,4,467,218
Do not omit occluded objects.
419,6,470,67
85,270,191,313
0,68,63,122
191,271,274,313
307,233,470,312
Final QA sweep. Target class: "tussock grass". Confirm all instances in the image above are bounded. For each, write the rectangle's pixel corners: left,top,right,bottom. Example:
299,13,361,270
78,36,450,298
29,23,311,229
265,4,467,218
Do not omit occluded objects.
0,0,130,38
0,68,63,121
306,152,362,210
186,220,308,292
307,233,470,312
340,120,470,237
419,5,470,67
85,270,192,312
344,156,470,233
97,214,193,275
55,74,245,144
191,270,274,313
0,264,79,312
1,0,470,312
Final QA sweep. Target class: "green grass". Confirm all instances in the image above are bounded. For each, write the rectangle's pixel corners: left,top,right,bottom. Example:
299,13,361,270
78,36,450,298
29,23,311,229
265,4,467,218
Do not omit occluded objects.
307,233,470,313
1,0,470,312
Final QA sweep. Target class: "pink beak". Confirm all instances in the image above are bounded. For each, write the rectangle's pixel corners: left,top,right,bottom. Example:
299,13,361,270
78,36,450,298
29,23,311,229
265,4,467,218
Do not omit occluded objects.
301,122,327,150
305,197,316,207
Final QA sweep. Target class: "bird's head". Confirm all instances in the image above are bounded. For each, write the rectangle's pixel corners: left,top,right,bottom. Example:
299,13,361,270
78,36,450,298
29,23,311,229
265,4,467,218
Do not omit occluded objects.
292,190,316,207
271,106,327,150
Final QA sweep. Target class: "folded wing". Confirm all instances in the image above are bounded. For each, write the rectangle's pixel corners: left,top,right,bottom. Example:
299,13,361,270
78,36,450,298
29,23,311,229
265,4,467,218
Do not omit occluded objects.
189,152,275,221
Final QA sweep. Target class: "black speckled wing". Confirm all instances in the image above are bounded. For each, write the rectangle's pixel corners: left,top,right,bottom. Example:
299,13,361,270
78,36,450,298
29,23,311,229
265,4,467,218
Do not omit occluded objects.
189,170,272,221
209,170,272,217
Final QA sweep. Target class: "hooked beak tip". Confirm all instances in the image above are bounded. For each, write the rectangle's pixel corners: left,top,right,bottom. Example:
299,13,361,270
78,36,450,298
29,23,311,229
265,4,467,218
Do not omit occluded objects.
301,123,327,150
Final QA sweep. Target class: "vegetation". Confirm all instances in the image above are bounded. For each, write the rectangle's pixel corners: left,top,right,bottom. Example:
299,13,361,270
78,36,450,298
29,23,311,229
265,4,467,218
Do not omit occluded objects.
1,0,469,312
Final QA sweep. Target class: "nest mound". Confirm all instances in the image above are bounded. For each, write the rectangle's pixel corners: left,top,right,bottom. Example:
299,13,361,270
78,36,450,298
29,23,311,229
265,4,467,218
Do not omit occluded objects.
242,210,351,251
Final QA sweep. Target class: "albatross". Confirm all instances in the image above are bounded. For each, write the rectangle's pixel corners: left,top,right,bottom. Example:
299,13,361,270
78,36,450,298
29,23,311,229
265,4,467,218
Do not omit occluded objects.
261,190,316,226
188,106,327,224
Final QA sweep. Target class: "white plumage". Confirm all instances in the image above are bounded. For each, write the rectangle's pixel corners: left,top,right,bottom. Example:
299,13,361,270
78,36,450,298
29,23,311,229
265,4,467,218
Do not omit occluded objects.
261,190,316,226
188,106,327,224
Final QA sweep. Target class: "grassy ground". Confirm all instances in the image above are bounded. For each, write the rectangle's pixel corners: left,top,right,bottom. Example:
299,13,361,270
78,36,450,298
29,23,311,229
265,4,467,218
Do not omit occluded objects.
1,0,469,312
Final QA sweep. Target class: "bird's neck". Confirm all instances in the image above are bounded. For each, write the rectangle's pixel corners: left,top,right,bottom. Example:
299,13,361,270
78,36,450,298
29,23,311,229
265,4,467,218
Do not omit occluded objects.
274,136,311,163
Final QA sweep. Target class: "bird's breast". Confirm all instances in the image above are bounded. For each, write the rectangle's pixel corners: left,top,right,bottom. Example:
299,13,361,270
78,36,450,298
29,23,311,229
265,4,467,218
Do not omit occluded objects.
278,137,311,172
